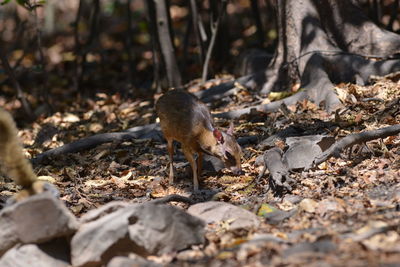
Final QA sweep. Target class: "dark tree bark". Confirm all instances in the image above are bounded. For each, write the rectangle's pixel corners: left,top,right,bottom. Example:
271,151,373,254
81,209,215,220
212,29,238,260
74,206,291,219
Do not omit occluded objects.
73,0,100,94
386,0,399,31
201,0,227,82
189,0,205,64
152,0,182,88
125,0,134,87
145,0,162,92
73,0,84,92
250,0,265,47
263,0,400,100
213,0,400,119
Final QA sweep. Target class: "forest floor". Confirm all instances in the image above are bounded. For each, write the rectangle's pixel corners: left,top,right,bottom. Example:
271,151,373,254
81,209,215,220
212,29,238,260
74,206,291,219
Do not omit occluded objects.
1,73,400,266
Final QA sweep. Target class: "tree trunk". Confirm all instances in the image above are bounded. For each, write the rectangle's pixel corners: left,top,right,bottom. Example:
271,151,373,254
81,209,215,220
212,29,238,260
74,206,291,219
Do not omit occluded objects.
218,0,400,119
264,0,400,108
152,0,182,88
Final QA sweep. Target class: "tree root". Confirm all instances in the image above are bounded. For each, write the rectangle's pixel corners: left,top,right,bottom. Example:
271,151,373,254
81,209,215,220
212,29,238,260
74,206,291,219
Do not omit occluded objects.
312,124,400,166
214,90,308,119
214,53,400,119
193,73,265,103
256,124,400,193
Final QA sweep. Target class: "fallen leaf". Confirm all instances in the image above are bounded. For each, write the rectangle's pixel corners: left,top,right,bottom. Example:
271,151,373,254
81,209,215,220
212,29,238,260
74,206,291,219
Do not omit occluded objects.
299,198,318,213
257,203,277,217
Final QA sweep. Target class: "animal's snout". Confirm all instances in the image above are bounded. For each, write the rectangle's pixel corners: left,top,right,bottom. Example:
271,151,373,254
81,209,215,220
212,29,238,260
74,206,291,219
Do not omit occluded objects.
230,166,242,175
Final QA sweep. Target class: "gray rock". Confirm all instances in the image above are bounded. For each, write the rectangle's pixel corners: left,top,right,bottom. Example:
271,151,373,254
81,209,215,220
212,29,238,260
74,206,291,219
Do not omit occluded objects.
107,256,161,267
0,193,78,254
128,203,205,254
80,201,130,224
37,237,71,264
71,205,136,267
263,208,297,225
283,194,303,204
203,154,225,172
71,202,205,267
283,240,336,257
283,135,335,170
283,142,322,170
0,244,69,267
188,201,260,230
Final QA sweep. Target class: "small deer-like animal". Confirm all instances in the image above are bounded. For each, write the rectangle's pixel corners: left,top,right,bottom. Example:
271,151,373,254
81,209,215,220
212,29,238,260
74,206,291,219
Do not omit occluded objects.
156,90,242,191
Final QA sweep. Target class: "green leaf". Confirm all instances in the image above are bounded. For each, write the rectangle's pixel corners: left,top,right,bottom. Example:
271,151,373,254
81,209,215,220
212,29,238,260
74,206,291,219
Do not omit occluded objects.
257,203,277,217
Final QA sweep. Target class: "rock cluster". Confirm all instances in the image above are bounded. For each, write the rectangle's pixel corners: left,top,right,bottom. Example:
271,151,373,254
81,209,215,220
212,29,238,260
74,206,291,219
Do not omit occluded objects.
0,193,206,267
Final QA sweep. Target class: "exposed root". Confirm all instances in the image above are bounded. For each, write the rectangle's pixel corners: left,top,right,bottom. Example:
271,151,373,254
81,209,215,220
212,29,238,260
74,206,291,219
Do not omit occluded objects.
214,53,400,119
312,124,400,166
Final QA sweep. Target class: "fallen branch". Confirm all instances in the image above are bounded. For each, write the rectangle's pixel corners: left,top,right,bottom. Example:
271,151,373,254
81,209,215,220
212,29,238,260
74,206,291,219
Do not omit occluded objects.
32,123,161,165
313,124,400,166
31,119,255,166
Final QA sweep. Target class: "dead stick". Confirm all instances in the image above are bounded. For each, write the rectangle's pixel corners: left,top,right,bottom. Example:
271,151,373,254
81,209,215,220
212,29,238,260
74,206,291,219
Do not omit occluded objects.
313,124,400,166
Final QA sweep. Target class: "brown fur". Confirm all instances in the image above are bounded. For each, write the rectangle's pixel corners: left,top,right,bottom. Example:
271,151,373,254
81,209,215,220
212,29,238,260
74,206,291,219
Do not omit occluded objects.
156,90,241,191
0,108,43,199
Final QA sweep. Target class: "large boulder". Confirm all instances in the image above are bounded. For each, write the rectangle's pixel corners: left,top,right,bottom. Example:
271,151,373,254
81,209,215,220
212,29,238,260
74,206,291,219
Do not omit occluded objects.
0,193,78,255
0,244,69,267
71,202,205,267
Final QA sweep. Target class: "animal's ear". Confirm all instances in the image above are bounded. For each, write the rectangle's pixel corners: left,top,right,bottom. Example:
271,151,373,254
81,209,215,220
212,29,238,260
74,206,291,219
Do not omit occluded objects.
213,129,224,143
227,121,234,135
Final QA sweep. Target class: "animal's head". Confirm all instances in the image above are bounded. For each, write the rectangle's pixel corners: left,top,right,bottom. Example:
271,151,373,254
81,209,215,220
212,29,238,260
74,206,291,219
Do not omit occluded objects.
212,122,242,174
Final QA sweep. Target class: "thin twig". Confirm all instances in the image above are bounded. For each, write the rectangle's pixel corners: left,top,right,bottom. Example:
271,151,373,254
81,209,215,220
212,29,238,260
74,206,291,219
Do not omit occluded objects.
201,0,227,83
189,0,205,64
73,0,84,92
79,0,100,94
0,41,33,119
125,0,134,87
33,1,52,111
